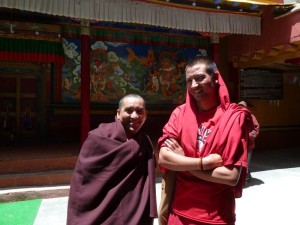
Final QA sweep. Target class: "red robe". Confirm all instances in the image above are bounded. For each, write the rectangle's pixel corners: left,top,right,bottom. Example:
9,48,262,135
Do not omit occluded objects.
67,119,157,225
158,71,253,224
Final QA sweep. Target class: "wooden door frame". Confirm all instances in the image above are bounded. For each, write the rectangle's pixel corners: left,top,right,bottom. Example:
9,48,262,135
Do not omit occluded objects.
0,62,48,143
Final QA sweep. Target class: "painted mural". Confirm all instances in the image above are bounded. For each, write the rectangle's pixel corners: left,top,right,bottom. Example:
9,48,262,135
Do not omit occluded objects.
62,38,205,105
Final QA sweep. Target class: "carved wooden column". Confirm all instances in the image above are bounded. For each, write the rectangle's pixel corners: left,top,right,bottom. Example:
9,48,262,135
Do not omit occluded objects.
210,33,220,67
80,19,91,146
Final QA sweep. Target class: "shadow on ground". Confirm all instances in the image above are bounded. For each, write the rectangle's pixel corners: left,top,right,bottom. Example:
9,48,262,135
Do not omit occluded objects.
249,147,300,172
243,177,264,189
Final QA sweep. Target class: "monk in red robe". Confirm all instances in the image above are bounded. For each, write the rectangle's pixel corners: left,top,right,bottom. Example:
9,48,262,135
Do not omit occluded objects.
67,94,157,225
158,56,253,225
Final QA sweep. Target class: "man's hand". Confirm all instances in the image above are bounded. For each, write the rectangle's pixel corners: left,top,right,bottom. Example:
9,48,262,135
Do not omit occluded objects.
202,154,223,170
164,138,185,156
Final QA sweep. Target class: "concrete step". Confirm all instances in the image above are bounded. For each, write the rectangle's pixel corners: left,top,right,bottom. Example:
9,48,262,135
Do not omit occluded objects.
0,170,74,188
0,155,77,188
0,152,163,188
0,156,77,174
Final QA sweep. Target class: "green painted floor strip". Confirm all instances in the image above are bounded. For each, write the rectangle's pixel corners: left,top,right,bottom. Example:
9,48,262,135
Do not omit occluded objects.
0,199,42,225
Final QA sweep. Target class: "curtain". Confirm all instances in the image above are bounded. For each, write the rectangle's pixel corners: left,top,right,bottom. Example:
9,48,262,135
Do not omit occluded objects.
0,0,261,35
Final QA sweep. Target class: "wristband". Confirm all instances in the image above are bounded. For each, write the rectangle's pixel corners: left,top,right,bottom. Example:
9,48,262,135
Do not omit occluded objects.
198,157,203,170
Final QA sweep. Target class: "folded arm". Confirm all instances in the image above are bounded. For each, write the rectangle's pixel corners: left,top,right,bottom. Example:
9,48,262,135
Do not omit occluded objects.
158,138,241,186
189,165,242,186
158,138,222,171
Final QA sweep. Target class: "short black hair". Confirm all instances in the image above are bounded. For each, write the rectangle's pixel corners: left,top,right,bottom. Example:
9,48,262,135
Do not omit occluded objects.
185,56,218,77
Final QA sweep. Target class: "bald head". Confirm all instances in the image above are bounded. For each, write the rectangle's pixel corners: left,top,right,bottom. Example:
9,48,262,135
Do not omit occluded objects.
119,94,145,109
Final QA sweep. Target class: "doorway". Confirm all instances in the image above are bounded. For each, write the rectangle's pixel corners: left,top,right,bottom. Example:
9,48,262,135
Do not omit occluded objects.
0,62,45,144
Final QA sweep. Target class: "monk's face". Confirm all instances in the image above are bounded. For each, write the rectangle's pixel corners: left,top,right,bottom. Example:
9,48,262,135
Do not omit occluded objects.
186,63,217,103
117,97,147,138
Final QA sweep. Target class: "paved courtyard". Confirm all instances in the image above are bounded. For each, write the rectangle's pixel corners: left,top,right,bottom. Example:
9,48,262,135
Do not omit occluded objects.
1,147,299,225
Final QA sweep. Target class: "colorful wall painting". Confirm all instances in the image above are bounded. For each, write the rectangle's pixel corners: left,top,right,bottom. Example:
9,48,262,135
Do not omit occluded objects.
62,38,206,105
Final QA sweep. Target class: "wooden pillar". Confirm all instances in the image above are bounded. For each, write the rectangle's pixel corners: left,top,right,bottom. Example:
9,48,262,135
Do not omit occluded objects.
229,61,240,102
210,33,220,66
80,19,91,146
55,64,62,103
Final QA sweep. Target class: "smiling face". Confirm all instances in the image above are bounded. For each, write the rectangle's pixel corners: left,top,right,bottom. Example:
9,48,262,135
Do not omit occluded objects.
117,95,147,139
185,62,219,111
186,63,217,101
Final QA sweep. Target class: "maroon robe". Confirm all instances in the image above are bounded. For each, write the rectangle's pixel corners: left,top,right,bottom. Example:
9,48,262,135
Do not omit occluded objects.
67,119,157,225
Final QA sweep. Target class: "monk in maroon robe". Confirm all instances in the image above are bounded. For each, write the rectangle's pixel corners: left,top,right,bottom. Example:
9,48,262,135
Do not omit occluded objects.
67,94,157,225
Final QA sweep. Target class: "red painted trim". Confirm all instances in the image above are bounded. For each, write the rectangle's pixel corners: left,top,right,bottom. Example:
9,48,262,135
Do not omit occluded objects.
0,52,65,64
80,34,91,146
56,64,62,103
212,43,219,67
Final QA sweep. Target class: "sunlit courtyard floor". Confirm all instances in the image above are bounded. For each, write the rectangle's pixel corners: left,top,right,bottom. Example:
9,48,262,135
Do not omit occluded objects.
0,147,299,225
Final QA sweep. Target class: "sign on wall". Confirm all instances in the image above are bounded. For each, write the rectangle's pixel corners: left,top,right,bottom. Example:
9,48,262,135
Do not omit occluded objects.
61,38,205,105
240,69,283,99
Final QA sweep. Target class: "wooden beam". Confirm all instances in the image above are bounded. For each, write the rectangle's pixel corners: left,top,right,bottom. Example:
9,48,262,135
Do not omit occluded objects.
252,53,263,60
240,56,249,62
267,48,280,56
238,49,300,68
232,41,300,68
284,44,299,52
